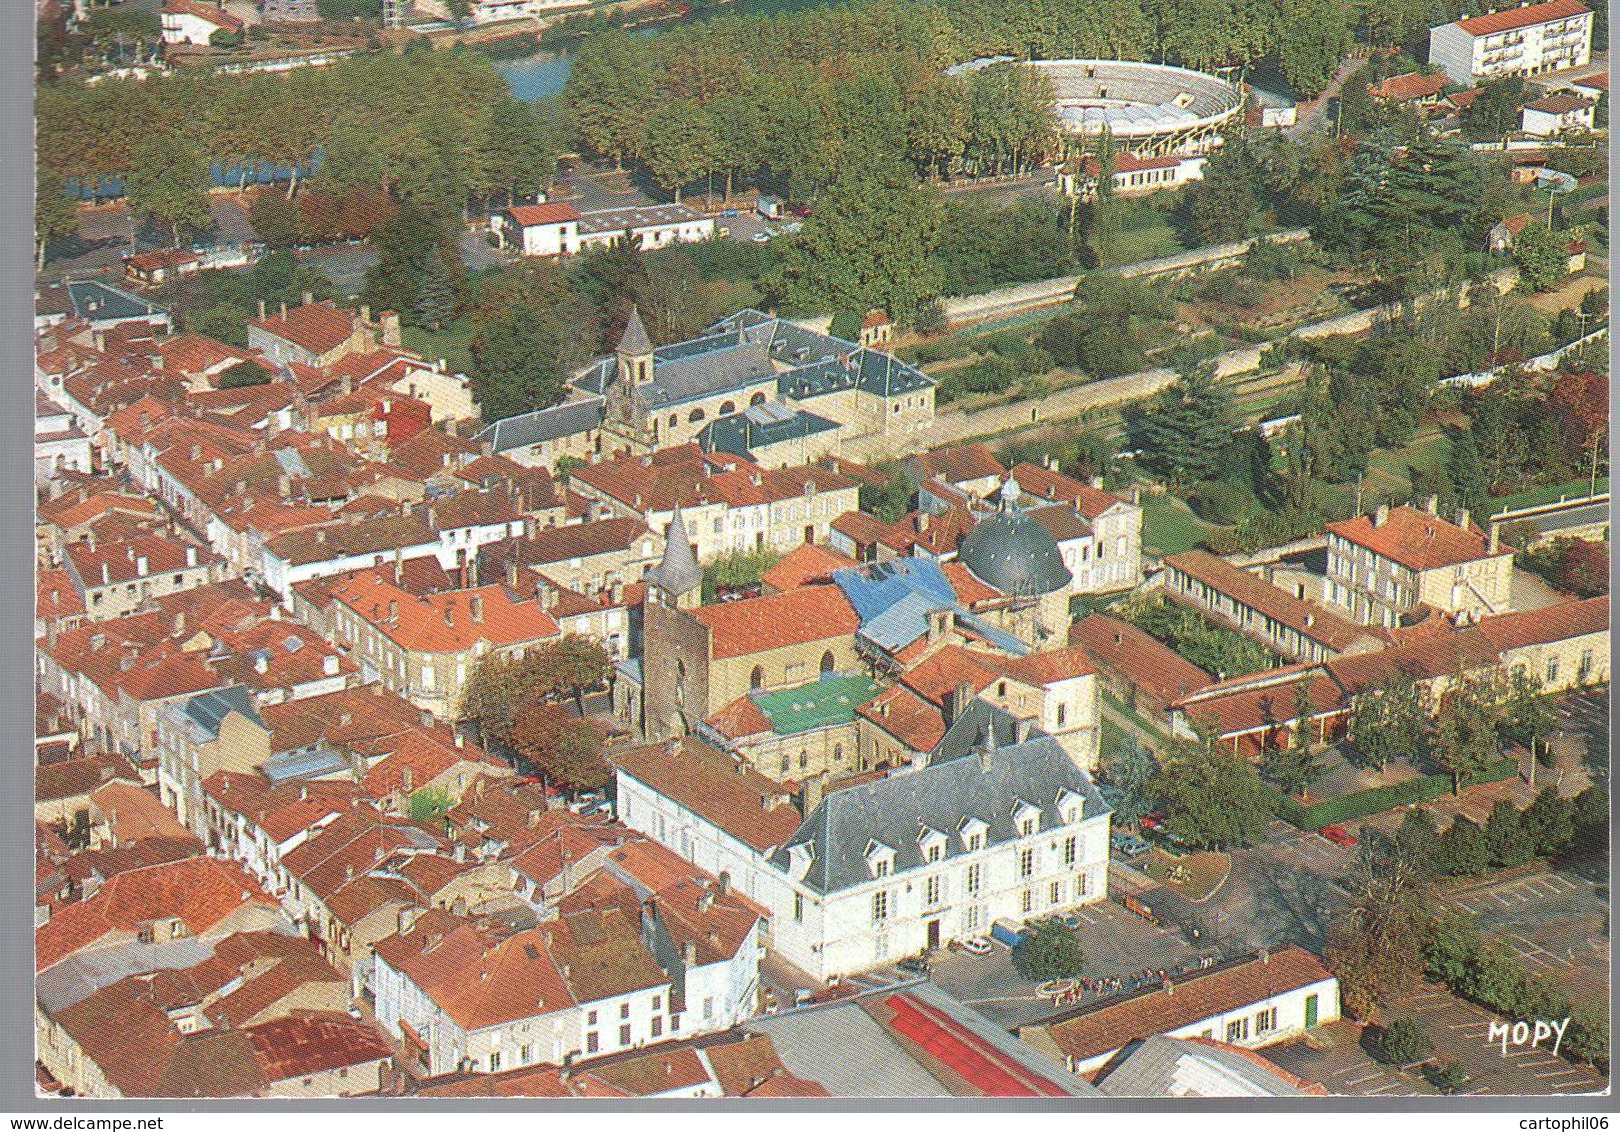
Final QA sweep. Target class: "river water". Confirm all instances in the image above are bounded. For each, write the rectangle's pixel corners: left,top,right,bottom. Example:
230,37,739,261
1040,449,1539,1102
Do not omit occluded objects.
493,0,844,100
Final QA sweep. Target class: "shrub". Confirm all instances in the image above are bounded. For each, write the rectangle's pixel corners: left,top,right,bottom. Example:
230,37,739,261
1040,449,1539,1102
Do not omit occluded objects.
1012,919,1087,981
1429,1061,1469,1093
1374,1016,1433,1066
1269,760,1518,830
1190,479,1257,525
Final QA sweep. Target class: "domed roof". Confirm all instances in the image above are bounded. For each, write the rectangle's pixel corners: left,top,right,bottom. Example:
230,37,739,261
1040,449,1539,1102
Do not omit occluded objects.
958,479,1072,597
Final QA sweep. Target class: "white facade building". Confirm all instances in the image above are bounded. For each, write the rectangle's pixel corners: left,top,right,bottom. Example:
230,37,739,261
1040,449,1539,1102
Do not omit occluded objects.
615,729,1112,982
1428,0,1592,86
494,203,716,259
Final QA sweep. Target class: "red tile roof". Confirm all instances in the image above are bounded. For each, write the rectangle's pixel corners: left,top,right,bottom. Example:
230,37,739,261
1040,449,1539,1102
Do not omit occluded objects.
90,781,197,845
507,202,583,227
1325,505,1506,572
246,1014,393,1083
911,443,1004,487
163,0,245,31
1368,72,1449,101
857,683,947,755
1455,0,1589,36
1572,71,1608,91
247,301,357,357
694,584,859,659
1473,594,1608,652
1165,550,1386,653
1031,947,1335,1063
611,738,803,852
36,857,277,971
325,571,560,653
760,542,856,592
1007,462,1129,521
1070,613,1212,705
1525,93,1595,113
372,912,575,1031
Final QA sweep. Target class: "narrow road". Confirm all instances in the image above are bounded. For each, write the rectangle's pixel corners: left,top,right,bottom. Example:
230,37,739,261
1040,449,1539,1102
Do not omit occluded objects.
1291,56,1364,138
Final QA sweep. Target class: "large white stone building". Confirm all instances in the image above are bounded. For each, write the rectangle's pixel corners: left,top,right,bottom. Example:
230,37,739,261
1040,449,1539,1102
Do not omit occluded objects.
613,717,1112,982
1428,0,1592,86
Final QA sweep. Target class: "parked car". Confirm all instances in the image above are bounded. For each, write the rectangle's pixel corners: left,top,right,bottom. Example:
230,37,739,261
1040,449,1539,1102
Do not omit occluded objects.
1111,831,1150,858
958,937,993,956
1139,812,1165,832
719,208,740,218
1318,824,1358,847
897,955,932,976
750,232,771,243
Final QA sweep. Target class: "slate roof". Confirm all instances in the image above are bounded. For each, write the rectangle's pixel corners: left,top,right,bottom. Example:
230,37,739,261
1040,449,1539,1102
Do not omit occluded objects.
615,305,652,355
475,397,605,453
771,731,1106,895
644,508,702,598
178,685,263,743
698,403,840,459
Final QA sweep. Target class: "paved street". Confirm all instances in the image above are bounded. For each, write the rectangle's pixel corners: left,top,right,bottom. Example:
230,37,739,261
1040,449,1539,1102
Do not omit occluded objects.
1266,1021,1434,1096
926,899,1211,1030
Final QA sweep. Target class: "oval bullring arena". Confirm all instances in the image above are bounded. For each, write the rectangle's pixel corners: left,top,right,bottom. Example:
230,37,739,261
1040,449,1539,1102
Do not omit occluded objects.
951,57,1244,155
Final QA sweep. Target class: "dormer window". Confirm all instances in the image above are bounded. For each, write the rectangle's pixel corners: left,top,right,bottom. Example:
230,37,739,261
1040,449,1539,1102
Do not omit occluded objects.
1055,788,1085,825
958,816,988,852
865,840,895,878
1012,799,1042,838
918,826,947,864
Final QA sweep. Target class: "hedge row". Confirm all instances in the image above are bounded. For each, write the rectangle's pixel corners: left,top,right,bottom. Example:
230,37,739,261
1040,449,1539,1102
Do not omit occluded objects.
1270,758,1520,830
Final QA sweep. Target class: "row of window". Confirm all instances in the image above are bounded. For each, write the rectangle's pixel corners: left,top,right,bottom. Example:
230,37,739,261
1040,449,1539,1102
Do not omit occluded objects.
870,839,1083,923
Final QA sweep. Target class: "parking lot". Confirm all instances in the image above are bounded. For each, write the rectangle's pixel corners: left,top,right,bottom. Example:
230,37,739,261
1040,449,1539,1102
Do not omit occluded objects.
925,899,1211,1030
1386,983,1608,1095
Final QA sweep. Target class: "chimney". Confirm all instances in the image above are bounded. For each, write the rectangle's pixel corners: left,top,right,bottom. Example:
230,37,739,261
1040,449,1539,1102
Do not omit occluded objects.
1089,474,1105,491
976,721,996,770
387,599,398,622
135,554,148,576
1489,524,1500,554
800,770,829,815
1015,716,1032,743
1424,494,1439,515
1372,503,1389,528
1304,613,1315,628
716,871,730,896
451,896,467,916
1453,507,1470,531
1258,948,1270,965
185,546,197,567
453,841,466,863
258,300,266,320
443,605,454,627
173,612,186,636
279,301,287,319
254,653,268,675
945,680,973,726
916,512,929,532
664,737,682,758
682,940,698,964
469,594,483,623
398,907,417,936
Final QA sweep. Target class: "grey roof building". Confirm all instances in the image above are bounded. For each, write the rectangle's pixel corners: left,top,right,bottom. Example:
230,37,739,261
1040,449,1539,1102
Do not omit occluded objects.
770,730,1109,897
958,478,1073,597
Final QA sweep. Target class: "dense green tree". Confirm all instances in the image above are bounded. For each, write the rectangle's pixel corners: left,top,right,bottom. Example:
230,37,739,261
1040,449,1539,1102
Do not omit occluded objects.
1177,141,1261,245
566,29,656,168
1514,222,1571,293
1464,76,1530,141
508,703,609,792
1133,367,1236,487
774,159,944,324
36,169,77,271
1570,784,1609,858
1148,737,1271,850
1374,1016,1434,1066
1520,786,1575,858
1429,672,1505,795
1012,919,1087,981
1483,799,1533,868
1325,835,1434,1019
1394,808,1442,875
1275,0,1350,97
363,200,459,326
248,189,302,249
412,250,459,333
1436,816,1490,877
469,260,599,421
124,136,212,248
1566,1005,1610,1072
1101,735,1159,826
639,99,717,205
1347,665,1427,773
860,465,913,524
